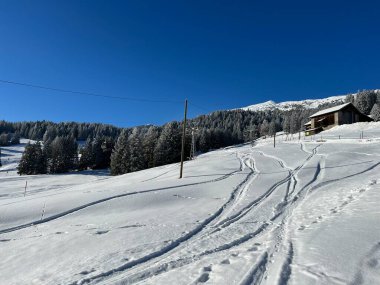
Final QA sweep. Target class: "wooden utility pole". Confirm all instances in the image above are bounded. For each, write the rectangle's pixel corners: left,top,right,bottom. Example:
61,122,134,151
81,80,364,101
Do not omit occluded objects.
179,99,188,179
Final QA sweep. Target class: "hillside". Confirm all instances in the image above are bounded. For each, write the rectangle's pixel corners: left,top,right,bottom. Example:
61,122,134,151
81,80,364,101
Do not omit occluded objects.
1,122,380,284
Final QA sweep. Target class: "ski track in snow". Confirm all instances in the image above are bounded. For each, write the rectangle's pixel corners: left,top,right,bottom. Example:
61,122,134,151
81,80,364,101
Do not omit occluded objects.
86,144,323,284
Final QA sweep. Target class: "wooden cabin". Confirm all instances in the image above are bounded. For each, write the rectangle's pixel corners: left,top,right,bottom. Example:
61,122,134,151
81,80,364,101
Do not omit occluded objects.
304,102,373,136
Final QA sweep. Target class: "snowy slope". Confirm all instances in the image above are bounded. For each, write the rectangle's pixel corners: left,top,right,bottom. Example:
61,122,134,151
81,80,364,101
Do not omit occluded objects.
1,123,380,285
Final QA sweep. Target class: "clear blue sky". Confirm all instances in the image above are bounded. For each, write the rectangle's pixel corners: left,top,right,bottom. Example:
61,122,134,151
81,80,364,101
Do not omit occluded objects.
1,1,379,127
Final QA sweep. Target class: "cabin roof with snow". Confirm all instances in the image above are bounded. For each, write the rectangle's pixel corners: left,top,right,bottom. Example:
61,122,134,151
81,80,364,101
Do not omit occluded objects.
309,103,351,118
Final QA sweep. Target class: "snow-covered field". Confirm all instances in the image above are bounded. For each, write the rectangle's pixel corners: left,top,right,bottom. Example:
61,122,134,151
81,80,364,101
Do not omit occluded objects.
1,123,380,285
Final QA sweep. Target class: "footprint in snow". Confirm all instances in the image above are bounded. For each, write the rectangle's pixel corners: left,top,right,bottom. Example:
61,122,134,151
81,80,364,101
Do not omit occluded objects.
197,273,209,283
195,265,213,283
79,269,95,275
197,272,210,283
119,224,145,229
94,230,109,235
298,225,306,231
369,180,377,185
330,208,338,214
248,246,259,252
221,259,230,265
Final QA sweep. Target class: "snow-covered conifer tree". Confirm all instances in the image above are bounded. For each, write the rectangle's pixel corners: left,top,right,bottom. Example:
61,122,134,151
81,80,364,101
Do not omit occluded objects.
370,103,380,121
143,126,160,168
17,142,46,175
127,128,144,172
154,122,181,167
110,130,129,175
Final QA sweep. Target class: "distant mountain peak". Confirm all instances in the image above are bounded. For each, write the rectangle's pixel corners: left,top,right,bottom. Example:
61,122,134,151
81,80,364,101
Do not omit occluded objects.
240,95,347,112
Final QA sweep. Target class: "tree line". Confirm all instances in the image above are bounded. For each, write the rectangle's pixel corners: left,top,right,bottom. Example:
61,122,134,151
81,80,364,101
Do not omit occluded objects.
8,90,380,176
0,121,120,142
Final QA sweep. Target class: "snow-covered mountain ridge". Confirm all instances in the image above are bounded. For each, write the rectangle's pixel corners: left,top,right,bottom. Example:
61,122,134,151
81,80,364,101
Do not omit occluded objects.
240,90,380,112
241,95,346,112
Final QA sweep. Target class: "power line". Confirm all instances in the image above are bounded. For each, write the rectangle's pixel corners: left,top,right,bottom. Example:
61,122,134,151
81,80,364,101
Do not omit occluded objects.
0,79,183,104
188,102,210,113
